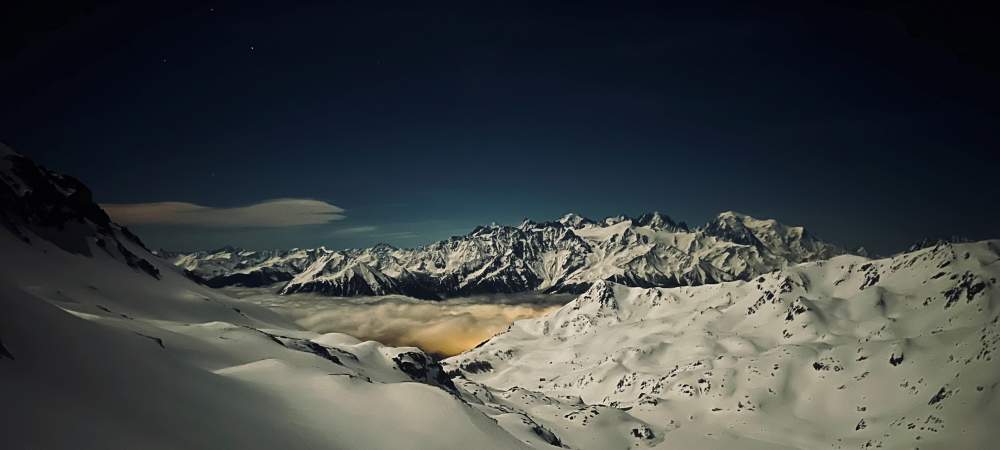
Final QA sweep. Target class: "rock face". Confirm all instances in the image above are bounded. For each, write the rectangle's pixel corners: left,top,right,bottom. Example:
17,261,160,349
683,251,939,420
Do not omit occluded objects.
171,210,846,298
0,144,159,279
444,240,1000,449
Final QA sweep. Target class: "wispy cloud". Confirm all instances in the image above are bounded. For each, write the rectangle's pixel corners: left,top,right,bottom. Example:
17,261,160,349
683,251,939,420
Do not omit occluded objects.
329,225,378,236
374,231,419,239
102,198,345,227
328,226,419,240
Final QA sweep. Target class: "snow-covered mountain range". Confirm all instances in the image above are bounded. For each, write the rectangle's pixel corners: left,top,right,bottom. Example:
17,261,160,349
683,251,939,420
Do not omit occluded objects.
167,210,846,299
4,144,997,448
444,240,1000,448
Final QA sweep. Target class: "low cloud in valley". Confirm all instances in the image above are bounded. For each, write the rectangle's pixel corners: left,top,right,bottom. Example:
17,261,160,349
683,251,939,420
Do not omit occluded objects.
228,290,570,356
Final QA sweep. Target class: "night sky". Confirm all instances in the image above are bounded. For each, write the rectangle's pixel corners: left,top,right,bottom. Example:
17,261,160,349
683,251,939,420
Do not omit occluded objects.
2,1,998,254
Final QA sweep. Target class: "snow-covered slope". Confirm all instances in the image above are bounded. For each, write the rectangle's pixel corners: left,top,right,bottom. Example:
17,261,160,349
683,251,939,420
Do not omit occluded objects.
172,210,845,298
0,145,541,450
445,240,1000,449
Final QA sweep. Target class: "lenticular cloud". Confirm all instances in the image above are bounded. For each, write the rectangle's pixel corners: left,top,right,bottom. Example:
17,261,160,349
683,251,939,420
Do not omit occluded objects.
102,198,345,227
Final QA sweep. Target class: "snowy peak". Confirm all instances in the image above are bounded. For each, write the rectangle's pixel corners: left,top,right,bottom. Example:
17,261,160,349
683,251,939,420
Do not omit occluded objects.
558,213,594,229
568,279,620,315
0,147,160,279
702,211,766,246
634,211,686,231
602,214,631,226
1,150,111,234
703,210,842,262
367,242,398,255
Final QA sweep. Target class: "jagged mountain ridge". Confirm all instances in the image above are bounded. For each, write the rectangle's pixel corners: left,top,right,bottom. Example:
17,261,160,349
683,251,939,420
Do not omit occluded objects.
444,240,1000,449
171,210,846,299
1,144,160,279
160,246,333,287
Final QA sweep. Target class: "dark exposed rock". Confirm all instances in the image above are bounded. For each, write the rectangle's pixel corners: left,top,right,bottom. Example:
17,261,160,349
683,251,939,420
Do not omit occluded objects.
281,271,441,300
204,267,294,288
908,236,972,252
1,152,112,237
1,148,161,279
928,386,952,406
944,272,987,308
135,332,166,349
182,269,210,285
460,360,494,374
859,264,881,290
267,333,344,365
630,426,655,439
392,351,457,393
117,241,160,279
0,337,14,360
812,359,843,372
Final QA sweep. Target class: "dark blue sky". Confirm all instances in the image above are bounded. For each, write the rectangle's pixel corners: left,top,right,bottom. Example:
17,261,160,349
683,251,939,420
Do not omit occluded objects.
2,1,998,254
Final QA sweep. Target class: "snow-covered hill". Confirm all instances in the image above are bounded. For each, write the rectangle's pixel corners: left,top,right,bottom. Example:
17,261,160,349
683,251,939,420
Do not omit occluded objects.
0,145,541,449
170,210,846,299
445,240,1000,449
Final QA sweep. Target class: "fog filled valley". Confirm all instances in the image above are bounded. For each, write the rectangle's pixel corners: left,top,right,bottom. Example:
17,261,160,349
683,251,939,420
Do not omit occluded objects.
225,288,570,357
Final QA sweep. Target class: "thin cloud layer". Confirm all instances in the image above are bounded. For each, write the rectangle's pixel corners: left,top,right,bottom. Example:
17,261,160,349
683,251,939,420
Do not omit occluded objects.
329,225,378,235
102,198,345,227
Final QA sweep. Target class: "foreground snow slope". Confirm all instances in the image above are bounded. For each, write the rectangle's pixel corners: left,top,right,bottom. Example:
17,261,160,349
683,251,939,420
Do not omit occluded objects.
446,240,1000,449
0,145,535,450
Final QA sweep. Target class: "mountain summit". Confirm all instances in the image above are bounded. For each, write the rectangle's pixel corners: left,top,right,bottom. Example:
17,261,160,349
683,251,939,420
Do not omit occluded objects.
1,144,160,279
